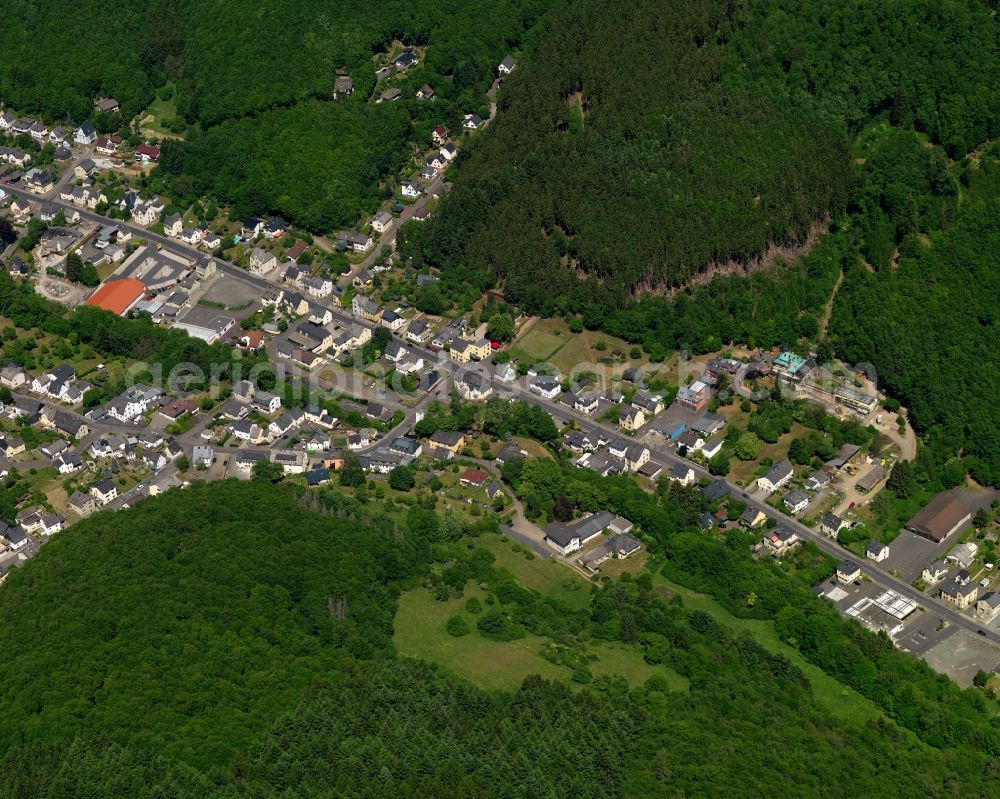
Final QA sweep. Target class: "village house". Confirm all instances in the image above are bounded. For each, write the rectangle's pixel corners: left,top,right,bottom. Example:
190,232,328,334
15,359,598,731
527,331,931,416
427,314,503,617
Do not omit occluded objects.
668,462,696,487
426,430,465,454
127,197,161,225
940,574,978,610
371,210,393,234
230,419,267,445
158,398,199,422
393,49,418,70
528,376,561,400
449,338,491,364
783,489,810,515
94,97,120,113
700,438,724,460
740,507,767,529
804,469,832,492
820,511,848,538
75,121,97,145
608,440,650,471
544,510,616,556
3,525,28,551
460,468,490,488
164,213,183,237
250,247,278,274
333,73,354,99
921,559,950,584
193,445,214,467
0,366,27,389
337,230,374,253
68,490,96,517
756,459,793,493
618,405,646,432
976,593,1000,623
676,429,705,453
253,390,282,415
762,527,800,558
455,371,493,401
263,218,286,239
351,294,381,321
135,144,160,164
94,134,122,155
574,393,600,416
90,479,118,506
389,436,422,459
270,449,308,475
836,559,862,585
380,309,405,331
676,380,710,411
866,540,890,563
631,391,664,417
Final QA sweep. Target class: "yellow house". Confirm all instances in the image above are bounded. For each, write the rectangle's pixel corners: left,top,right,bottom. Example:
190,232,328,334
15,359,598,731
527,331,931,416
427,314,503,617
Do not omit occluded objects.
450,337,491,364
618,405,646,431
427,430,465,453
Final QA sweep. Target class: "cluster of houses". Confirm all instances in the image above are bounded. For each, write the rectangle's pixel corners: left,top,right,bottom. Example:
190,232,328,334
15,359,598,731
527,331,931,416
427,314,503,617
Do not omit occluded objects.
543,509,640,566
163,213,223,250
567,429,657,479
0,364,91,407
749,443,881,522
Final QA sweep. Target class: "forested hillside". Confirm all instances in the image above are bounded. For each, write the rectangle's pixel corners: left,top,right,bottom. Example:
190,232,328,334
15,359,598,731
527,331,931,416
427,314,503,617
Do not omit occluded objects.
2,0,558,231
0,480,998,797
416,0,1000,303
0,0,554,125
831,196,1000,487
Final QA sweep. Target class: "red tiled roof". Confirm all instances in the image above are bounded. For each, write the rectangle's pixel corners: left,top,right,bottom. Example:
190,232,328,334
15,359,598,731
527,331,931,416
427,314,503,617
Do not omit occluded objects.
461,468,489,485
84,278,145,315
285,240,307,260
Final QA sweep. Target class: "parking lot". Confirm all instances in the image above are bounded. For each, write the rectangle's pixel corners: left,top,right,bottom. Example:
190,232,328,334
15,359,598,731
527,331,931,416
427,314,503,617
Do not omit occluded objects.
885,530,946,582
924,629,1000,687
196,272,264,318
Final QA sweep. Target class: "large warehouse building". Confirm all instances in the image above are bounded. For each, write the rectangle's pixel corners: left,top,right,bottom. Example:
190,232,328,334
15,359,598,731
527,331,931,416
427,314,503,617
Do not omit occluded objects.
84,278,146,316
905,493,972,543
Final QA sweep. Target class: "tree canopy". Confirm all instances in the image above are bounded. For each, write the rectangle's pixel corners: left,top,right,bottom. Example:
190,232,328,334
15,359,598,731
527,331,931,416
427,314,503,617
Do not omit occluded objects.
414,0,1000,306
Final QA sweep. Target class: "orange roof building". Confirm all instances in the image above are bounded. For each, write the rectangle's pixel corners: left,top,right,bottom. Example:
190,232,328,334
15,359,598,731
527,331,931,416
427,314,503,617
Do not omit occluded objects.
84,278,145,316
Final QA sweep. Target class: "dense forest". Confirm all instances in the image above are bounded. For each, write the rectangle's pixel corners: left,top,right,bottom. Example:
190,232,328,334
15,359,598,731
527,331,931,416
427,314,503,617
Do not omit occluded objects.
831,196,1000,486
0,479,998,797
415,0,1000,301
1,0,558,231
0,0,554,126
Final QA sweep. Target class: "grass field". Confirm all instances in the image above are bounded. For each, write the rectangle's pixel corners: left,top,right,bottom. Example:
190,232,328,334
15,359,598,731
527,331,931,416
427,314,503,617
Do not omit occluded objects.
589,642,688,691
511,317,651,380
139,89,182,139
653,574,889,727
480,534,592,609
394,586,689,692
395,588,566,691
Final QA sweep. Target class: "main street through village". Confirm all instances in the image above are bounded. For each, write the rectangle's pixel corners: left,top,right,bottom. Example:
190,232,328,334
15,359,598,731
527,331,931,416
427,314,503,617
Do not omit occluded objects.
2,178,996,649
